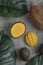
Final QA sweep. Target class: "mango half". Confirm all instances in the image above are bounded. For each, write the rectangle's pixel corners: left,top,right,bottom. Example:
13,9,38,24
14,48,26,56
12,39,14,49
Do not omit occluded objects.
11,22,26,38
25,32,38,47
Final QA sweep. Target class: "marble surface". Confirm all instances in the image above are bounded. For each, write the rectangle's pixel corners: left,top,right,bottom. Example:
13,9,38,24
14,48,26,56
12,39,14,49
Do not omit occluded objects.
0,0,43,65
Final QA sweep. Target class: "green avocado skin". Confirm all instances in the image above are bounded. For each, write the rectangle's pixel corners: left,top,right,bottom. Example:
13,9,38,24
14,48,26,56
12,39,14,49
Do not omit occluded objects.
26,55,43,65
0,31,16,65
39,44,43,55
19,47,30,61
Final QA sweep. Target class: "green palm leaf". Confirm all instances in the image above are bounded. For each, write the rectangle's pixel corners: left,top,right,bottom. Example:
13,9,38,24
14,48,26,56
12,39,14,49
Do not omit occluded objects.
0,31,16,65
0,0,28,17
26,55,43,65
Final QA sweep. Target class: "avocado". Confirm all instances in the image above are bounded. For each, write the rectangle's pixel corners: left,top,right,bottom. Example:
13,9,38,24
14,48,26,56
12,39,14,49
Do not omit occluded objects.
19,47,30,61
39,44,43,55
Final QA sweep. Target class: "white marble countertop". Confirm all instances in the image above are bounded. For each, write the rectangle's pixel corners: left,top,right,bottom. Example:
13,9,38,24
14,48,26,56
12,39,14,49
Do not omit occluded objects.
0,0,43,65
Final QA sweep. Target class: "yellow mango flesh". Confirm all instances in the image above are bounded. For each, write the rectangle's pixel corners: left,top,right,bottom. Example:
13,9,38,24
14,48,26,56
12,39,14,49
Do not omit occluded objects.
11,22,25,38
25,32,38,47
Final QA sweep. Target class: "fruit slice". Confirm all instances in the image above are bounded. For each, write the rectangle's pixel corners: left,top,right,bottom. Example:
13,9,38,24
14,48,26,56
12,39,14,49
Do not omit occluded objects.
11,22,26,38
25,32,38,47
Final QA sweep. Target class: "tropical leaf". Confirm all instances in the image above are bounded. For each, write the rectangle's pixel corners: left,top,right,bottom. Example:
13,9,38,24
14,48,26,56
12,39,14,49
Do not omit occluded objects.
0,0,28,17
26,55,43,65
0,31,16,65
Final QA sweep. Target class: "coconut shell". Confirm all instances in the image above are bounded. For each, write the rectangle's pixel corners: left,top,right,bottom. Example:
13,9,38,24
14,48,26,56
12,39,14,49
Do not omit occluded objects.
30,5,43,29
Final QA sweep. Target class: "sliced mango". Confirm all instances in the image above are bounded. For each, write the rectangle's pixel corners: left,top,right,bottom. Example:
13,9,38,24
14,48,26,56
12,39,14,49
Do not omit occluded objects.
25,32,38,47
11,22,25,38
